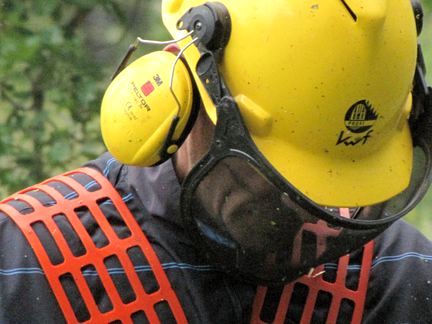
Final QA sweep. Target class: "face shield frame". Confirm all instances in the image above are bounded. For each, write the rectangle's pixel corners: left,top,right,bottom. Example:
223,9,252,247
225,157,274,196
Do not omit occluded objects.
175,1,432,283
179,50,432,286
178,1,432,231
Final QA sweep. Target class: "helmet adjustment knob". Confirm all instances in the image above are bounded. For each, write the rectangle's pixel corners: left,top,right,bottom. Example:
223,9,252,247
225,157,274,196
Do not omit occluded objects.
176,2,231,53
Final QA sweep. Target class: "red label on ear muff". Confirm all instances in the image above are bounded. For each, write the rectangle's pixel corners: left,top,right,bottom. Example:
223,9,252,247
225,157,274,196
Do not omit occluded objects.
141,81,155,96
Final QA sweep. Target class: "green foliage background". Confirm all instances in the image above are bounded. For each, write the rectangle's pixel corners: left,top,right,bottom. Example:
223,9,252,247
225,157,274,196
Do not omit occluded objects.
0,0,168,196
0,0,432,238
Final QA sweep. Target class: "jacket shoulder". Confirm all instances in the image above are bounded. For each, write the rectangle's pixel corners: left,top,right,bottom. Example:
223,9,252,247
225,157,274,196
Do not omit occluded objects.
363,221,432,323
0,153,127,323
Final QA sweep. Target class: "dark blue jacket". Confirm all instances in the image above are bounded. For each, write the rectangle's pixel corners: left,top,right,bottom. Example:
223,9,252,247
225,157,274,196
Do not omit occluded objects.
0,153,431,323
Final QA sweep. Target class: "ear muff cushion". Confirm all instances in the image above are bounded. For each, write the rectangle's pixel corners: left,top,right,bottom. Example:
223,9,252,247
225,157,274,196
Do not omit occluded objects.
101,51,194,166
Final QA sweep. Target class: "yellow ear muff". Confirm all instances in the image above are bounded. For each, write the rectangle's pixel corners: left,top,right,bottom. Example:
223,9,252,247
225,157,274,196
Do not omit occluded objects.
100,50,194,166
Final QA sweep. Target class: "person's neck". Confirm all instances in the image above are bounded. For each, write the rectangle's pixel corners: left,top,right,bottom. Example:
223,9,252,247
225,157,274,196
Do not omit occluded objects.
172,107,215,183
172,136,194,183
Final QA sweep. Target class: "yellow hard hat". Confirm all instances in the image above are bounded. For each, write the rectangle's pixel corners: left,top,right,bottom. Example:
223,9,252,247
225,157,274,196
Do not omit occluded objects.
162,0,417,207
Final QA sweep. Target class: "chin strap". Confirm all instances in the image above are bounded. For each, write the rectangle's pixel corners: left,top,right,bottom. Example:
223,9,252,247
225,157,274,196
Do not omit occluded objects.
0,167,187,324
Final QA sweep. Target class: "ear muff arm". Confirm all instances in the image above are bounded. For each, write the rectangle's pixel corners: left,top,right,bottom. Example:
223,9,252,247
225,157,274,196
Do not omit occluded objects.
177,2,232,106
195,51,227,105
411,43,432,146
157,115,181,163
112,42,139,80
411,0,424,36
154,67,201,167
111,32,195,81
409,0,431,145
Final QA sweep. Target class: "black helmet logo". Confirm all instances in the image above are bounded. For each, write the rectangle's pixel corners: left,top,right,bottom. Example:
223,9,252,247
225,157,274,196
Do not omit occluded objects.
344,100,379,134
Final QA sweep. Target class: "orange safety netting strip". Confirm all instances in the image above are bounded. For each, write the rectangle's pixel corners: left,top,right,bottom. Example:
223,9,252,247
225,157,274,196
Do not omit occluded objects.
0,167,187,324
251,240,374,324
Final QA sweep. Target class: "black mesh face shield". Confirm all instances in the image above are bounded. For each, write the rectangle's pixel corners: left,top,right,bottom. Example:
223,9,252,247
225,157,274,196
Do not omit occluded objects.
180,95,432,284
178,1,432,284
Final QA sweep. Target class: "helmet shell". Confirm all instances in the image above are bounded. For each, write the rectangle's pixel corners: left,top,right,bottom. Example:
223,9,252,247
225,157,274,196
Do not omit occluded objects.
163,0,417,206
